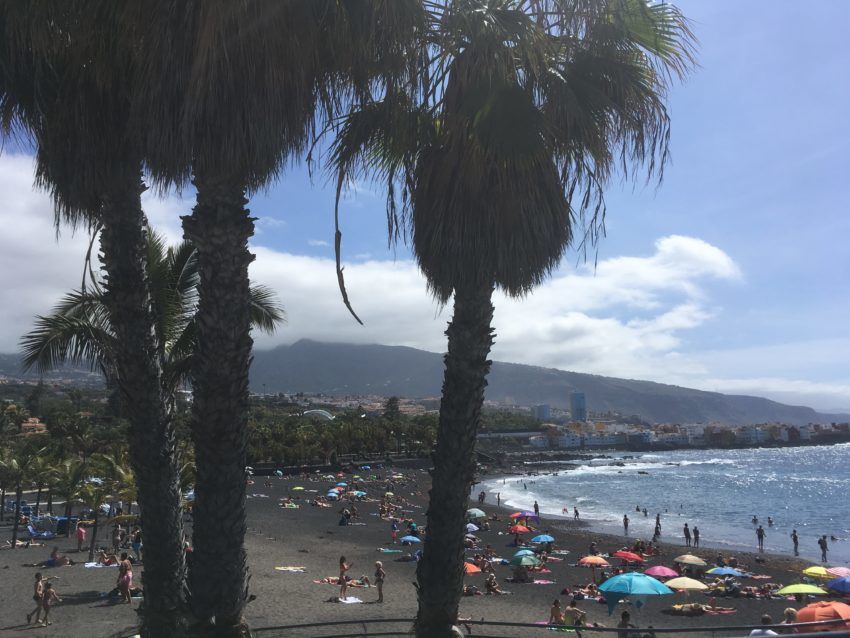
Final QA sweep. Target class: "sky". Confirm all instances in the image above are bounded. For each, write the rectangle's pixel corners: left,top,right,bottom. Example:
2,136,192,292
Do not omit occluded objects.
1,1,849,411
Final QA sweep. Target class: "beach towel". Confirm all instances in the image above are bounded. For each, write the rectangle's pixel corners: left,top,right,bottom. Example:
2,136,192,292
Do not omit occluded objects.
275,566,306,573
750,574,772,579
85,562,118,568
533,579,557,585
534,621,576,633
338,597,363,604
378,548,403,553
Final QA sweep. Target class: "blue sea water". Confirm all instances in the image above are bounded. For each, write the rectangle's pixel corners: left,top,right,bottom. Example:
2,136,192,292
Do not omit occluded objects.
482,443,850,565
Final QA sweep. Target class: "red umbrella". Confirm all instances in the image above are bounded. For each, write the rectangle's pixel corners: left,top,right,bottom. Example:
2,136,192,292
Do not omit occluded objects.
464,562,481,574
509,525,530,534
613,550,645,563
796,601,850,633
509,512,525,519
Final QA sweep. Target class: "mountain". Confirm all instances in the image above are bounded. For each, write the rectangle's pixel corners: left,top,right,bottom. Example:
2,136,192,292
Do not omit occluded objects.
249,339,849,426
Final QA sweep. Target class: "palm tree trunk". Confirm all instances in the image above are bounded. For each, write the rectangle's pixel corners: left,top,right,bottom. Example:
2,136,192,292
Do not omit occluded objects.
34,484,43,517
46,489,52,515
11,484,23,547
415,284,495,638
182,175,253,636
64,500,73,537
88,508,99,562
99,170,188,636
0,486,5,521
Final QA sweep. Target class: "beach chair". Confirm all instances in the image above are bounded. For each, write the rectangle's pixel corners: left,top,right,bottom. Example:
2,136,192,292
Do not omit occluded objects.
27,524,56,541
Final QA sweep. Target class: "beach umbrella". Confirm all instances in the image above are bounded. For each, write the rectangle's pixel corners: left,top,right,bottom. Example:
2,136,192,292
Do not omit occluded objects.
336,482,348,487
600,573,672,595
509,554,541,567
354,491,367,497
274,470,283,477
673,554,707,567
795,601,850,633
579,556,610,567
826,576,850,594
466,508,486,519
106,514,138,524
401,535,421,543
509,525,530,534
776,583,828,596
706,567,745,577
664,577,707,591
532,534,555,543
827,567,850,578
613,550,645,563
802,565,832,580
509,512,525,519
384,492,394,497
292,486,304,491
599,572,672,614
466,523,479,533
644,566,679,578
514,549,536,557
464,562,481,574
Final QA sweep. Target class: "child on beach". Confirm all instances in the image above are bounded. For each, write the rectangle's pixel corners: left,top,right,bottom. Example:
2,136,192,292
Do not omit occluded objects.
39,581,62,626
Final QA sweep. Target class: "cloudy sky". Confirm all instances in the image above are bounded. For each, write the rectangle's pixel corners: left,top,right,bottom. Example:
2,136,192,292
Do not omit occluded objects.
1,1,849,411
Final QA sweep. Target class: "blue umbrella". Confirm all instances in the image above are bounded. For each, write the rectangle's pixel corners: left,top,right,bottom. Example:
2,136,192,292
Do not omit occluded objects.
514,549,536,557
826,576,850,594
401,535,421,544
532,534,555,543
354,491,367,497
274,470,283,477
706,567,745,577
599,572,673,615
336,482,348,487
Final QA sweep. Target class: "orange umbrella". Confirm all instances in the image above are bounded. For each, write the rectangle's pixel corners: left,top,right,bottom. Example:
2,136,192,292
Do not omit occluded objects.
796,601,850,633
579,556,611,567
464,562,481,574
509,525,530,534
613,550,645,563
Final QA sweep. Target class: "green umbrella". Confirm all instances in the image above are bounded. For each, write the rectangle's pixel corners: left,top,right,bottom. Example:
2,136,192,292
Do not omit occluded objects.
776,583,828,596
466,508,486,519
509,554,541,567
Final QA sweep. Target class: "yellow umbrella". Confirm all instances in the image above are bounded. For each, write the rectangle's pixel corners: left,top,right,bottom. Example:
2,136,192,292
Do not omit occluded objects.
292,486,305,491
665,577,708,591
803,566,832,580
776,583,828,596
673,554,707,567
106,514,138,524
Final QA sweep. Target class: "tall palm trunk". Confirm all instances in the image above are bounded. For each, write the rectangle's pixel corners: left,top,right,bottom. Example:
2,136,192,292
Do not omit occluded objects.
98,170,188,636
34,483,43,517
11,484,23,547
182,175,254,635
88,508,99,562
415,284,495,638
1,486,5,521
46,488,52,514
64,500,73,537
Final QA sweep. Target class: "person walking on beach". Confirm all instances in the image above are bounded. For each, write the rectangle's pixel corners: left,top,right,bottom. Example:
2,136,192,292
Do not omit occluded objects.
497,493,501,507
75,522,86,552
683,523,691,547
374,561,385,603
693,526,700,548
338,556,353,600
818,535,828,562
574,507,580,520
390,520,398,544
39,581,61,626
791,530,799,556
26,573,47,625
756,525,766,552
534,500,540,517
623,515,630,535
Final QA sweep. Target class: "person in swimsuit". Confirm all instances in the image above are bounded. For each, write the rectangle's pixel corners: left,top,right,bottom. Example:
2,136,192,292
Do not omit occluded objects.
117,552,133,603
40,581,61,626
374,561,385,603
549,599,565,625
26,573,47,625
338,556,353,600
564,599,587,638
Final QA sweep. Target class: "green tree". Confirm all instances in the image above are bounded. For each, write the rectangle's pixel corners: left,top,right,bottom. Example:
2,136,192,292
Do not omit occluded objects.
0,4,188,632
0,442,47,547
131,3,422,631
330,1,694,634
50,459,88,537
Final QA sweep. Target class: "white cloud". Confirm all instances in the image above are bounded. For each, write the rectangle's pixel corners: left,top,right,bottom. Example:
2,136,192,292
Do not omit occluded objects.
1,152,846,411
307,239,330,247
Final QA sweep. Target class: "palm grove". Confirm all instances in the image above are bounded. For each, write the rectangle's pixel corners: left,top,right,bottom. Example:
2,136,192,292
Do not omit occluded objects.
0,1,693,637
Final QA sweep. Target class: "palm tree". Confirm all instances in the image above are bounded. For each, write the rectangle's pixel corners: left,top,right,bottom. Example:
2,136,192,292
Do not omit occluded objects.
51,459,88,537
0,4,189,633
131,2,422,631
21,232,284,397
0,442,47,547
330,1,694,634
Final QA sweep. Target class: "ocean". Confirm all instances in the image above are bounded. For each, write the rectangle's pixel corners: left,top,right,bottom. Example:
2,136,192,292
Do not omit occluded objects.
482,443,850,565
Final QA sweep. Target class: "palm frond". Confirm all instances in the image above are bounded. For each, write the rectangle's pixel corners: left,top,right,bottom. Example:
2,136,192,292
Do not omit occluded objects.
248,285,285,335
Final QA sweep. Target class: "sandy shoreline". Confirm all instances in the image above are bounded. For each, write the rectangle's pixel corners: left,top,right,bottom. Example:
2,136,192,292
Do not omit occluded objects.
1,466,844,637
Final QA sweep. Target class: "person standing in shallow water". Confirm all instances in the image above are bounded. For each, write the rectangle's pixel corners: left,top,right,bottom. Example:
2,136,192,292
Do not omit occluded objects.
623,515,629,535
818,535,828,562
683,523,691,547
756,525,766,552
791,530,799,556
534,501,540,517
693,526,700,548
